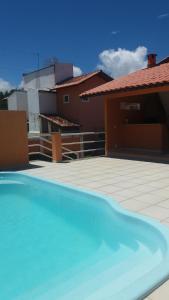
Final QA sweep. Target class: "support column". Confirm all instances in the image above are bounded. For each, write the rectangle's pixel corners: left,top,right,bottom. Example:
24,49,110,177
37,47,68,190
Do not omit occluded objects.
105,97,120,156
52,132,62,162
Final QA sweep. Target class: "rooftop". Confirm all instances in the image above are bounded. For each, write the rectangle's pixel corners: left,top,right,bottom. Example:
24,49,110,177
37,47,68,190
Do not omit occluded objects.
52,70,112,89
158,56,169,65
23,64,56,77
23,62,72,77
80,62,169,97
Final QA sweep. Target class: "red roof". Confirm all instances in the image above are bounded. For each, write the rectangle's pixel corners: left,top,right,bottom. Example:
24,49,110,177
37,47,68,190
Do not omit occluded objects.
39,114,80,127
80,62,169,97
52,70,112,89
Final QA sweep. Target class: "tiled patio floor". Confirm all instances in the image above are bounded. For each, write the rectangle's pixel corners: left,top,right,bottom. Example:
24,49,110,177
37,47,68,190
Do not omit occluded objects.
19,157,169,299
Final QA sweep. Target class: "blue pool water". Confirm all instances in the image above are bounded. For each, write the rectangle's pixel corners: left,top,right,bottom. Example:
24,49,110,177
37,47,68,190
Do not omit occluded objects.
1,173,169,300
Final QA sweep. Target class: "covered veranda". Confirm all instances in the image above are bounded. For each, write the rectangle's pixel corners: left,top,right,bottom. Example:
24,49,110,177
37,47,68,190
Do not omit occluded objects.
80,58,169,161
105,86,169,159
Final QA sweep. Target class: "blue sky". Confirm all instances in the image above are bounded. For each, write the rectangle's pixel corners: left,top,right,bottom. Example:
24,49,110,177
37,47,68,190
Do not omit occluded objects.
0,0,169,89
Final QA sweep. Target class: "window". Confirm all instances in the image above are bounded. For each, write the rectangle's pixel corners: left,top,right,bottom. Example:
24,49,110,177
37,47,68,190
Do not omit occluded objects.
82,97,90,103
63,95,70,103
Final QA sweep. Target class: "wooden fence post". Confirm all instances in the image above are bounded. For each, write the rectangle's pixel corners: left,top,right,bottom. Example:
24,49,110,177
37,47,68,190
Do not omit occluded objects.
52,132,62,162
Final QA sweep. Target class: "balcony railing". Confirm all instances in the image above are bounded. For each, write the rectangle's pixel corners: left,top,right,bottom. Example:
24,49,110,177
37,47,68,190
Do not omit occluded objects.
28,131,105,162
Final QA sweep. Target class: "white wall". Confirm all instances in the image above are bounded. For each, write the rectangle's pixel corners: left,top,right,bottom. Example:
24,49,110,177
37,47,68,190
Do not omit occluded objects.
11,63,73,133
27,89,40,132
39,91,57,114
8,92,17,110
54,63,73,84
8,91,28,118
27,90,57,132
23,65,55,90
23,63,73,90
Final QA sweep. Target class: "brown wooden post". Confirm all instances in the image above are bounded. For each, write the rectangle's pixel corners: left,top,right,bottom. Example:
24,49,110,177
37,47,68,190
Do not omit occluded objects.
52,132,62,162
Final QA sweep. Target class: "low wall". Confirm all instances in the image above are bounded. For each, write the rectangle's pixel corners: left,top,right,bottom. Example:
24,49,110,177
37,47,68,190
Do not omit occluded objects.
0,111,28,170
122,124,167,150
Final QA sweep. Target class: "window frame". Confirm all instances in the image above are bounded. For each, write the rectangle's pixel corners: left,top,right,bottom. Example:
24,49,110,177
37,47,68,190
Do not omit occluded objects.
63,95,70,103
81,96,90,103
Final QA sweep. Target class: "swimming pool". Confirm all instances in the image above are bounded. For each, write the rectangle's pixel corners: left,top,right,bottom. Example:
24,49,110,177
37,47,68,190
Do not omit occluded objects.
1,173,169,300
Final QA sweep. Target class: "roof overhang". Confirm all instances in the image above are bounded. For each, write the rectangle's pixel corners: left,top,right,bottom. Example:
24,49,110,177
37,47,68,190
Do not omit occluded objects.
52,70,113,91
81,84,169,100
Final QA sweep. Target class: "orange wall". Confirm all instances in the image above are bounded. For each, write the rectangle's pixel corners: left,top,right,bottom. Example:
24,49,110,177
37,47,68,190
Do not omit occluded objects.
122,124,166,150
0,111,28,170
57,75,107,131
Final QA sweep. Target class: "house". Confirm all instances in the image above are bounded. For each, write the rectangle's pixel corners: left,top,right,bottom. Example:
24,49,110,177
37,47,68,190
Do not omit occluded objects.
7,63,73,133
50,70,112,132
8,64,112,133
81,54,169,157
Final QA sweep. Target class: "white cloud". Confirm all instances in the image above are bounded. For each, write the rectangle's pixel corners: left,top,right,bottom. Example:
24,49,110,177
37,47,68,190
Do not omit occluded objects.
158,13,169,19
97,46,147,78
111,30,119,35
73,65,83,77
0,78,14,92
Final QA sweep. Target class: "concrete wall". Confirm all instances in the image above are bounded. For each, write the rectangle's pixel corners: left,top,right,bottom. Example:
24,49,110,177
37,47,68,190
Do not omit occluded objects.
8,91,28,118
57,75,109,131
27,89,40,132
27,90,57,132
24,65,55,90
23,63,73,90
7,92,17,110
0,111,28,170
54,63,73,83
39,91,57,114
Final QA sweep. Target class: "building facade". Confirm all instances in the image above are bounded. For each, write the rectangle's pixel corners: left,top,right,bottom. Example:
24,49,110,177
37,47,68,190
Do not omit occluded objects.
53,71,112,132
8,65,112,133
81,54,169,155
8,63,73,133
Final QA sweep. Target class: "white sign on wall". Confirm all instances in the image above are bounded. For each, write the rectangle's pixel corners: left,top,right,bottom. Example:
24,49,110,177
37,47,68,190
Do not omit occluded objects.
120,102,141,111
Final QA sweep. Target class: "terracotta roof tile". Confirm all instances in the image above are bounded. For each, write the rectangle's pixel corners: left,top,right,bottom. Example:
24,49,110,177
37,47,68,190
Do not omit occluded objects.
80,62,169,97
39,114,80,127
52,70,112,89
